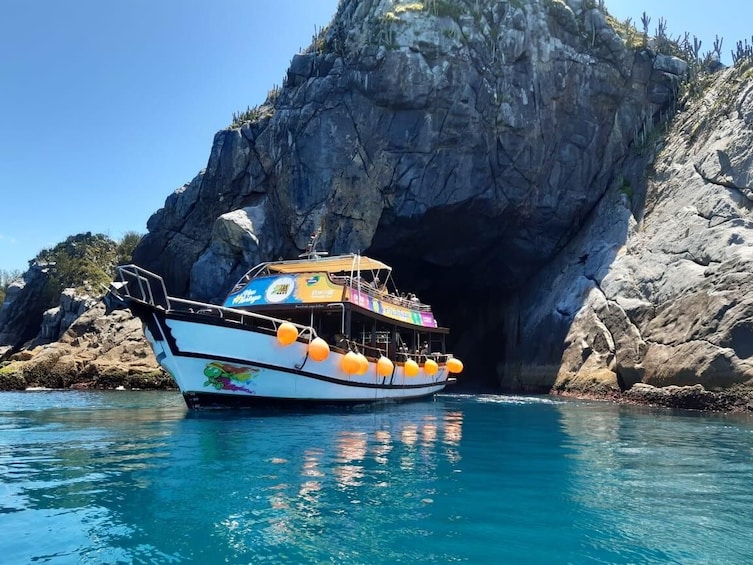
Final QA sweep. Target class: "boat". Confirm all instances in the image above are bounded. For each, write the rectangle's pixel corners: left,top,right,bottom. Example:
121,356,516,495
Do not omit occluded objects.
107,231,463,409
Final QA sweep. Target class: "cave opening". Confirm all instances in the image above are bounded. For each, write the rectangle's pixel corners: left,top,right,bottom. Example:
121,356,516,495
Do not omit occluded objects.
372,253,510,392
366,205,533,392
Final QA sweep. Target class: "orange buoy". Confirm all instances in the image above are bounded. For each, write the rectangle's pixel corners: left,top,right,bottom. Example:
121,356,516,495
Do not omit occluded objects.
276,322,298,345
404,359,419,377
355,353,369,375
376,356,394,376
446,357,464,374
341,351,360,374
308,337,330,361
424,358,438,375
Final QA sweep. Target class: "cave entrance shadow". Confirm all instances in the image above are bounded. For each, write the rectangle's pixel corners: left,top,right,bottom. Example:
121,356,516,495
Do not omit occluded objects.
367,176,644,396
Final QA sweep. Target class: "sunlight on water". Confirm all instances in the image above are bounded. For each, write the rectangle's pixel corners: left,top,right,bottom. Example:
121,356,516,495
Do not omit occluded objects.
1,390,753,563
472,393,565,405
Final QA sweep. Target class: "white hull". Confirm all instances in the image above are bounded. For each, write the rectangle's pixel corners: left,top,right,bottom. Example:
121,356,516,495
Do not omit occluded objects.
141,310,449,408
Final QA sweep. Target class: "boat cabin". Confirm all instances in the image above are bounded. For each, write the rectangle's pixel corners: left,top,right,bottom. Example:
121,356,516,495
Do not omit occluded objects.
222,254,448,361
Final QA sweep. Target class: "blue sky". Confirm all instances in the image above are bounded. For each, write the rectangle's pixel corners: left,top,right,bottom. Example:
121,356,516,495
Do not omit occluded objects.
607,0,750,65
1,0,750,273
0,0,339,273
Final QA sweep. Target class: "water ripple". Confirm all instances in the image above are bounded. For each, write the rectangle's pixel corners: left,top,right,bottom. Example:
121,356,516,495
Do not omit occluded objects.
2,390,753,563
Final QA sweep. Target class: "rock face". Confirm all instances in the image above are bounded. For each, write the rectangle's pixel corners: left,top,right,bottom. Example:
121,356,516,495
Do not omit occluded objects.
0,263,52,358
132,0,686,386
6,1,751,404
0,274,99,359
507,66,753,395
0,302,170,391
33,289,99,347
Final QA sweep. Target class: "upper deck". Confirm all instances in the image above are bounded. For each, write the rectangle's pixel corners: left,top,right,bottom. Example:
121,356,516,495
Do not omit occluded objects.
223,254,440,329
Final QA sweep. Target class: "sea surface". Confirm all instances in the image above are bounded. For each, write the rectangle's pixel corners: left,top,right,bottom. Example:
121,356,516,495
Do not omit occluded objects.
1,391,753,564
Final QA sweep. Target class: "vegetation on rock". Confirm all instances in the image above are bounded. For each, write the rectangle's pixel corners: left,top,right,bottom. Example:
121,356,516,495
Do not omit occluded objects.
31,231,142,308
731,36,753,65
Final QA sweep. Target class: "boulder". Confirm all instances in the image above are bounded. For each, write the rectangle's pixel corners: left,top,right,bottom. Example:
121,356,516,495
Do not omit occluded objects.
32,288,99,346
1,302,171,391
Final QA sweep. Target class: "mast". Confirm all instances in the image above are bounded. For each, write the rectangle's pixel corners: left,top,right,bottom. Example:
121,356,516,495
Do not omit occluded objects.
298,227,328,260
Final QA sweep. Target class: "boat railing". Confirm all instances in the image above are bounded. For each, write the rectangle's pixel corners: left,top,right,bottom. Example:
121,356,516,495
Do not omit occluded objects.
168,297,319,339
396,350,453,364
338,337,453,365
114,264,319,340
337,338,387,359
115,264,171,310
332,275,432,312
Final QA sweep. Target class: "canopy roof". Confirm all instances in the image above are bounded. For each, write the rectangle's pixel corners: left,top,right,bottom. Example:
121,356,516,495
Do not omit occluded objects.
266,254,391,274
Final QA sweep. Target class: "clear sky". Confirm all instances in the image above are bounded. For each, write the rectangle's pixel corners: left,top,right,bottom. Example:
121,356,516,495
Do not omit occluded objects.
0,0,339,273
1,0,750,273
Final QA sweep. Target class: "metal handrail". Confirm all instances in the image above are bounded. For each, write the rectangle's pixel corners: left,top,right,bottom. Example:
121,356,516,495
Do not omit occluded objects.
114,264,319,338
336,275,433,312
115,264,171,309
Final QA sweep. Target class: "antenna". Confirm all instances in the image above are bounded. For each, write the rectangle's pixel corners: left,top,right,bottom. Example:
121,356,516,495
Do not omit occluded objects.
298,227,329,259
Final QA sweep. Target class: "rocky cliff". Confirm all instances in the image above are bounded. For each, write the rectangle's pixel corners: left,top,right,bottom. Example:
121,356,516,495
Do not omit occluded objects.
0,267,167,390
0,301,169,391
132,0,685,384
3,0,753,408
0,264,53,357
510,64,753,401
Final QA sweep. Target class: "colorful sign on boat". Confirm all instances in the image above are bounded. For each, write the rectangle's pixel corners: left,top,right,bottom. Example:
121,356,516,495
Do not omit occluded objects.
224,274,343,308
203,361,260,393
224,274,437,328
347,289,438,328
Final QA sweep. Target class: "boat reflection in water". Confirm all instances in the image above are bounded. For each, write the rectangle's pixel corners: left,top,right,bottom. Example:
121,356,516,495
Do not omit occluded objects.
191,399,466,551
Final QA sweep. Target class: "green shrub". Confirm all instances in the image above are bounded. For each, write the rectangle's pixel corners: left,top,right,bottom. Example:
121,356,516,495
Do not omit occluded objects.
33,231,143,306
116,231,142,265
425,0,464,19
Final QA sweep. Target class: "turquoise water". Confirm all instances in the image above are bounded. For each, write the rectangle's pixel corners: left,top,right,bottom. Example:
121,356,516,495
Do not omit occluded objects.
1,392,753,564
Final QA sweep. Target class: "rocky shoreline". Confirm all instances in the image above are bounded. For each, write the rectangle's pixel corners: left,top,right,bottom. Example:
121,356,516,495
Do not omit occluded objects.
554,383,753,413
0,302,175,392
2,298,751,412
0,362,175,392
4,348,753,413
1,291,752,413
